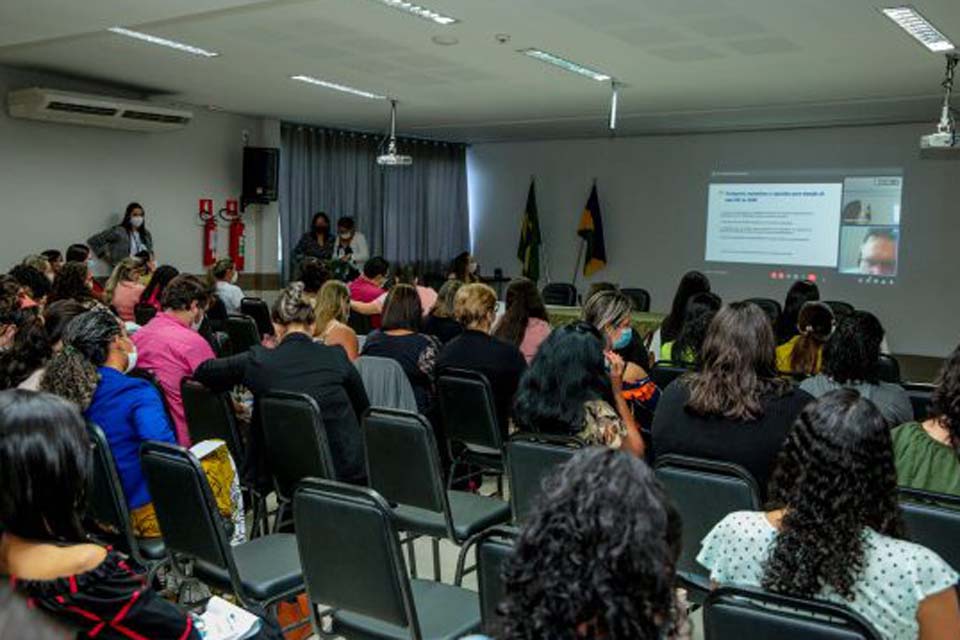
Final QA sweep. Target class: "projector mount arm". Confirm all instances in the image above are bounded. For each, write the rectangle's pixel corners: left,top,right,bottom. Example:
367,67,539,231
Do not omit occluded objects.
936,53,959,135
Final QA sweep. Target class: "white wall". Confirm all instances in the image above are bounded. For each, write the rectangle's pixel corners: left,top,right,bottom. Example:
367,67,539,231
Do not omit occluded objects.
0,65,279,275
468,124,960,357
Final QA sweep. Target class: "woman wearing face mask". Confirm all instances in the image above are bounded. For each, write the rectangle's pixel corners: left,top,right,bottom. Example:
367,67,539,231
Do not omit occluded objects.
293,212,334,274
39,308,240,539
208,257,245,314
448,251,480,284
87,202,154,268
333,216,369,270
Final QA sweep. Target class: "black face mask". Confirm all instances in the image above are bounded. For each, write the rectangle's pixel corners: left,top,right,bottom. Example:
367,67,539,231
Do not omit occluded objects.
315,226,329,236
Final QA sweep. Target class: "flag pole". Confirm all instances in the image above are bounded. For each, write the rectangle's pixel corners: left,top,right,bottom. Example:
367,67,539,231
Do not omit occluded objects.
572,238,585,287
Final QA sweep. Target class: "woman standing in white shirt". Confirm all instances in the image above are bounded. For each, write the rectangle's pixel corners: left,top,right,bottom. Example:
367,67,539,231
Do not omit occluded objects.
209,257,244,314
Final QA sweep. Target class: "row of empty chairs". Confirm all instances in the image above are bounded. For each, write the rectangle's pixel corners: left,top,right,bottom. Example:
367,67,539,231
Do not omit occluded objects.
541,282,652,311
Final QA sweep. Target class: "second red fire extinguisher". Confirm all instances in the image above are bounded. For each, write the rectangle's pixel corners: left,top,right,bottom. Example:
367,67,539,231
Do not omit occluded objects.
222,199,246,272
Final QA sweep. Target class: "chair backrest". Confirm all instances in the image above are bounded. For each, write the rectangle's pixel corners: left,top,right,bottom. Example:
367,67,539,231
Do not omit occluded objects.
354,356,418,413
140,441,235,574
745,298,782,325
85,423,144,563
225,315,261,353
621,287,651,312
258,391,336,500
541,282,577,306
902,383,934,421
206,296,229,332
654,455,761,586
437,369,504,451
877,354,901,384
650,361,693,390
133,303,158,327
476,527,517,629
240,297,275,337
208,330,233,357
347,311,373,336
704,586,882,640
823,300,855,317
293,479,420,636
506,433,584,523
899,487,960,571
363,408,453,532
180,377,245,464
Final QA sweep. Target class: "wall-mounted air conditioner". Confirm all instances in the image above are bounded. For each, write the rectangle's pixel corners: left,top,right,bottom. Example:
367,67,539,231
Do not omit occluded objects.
7,88,193,132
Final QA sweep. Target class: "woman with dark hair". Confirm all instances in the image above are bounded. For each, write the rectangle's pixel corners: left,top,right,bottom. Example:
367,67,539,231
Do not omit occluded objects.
801,311,911,426
41,249,63,275
448,251,479,284
775,301,834,376
495,448,688,639
293,212,334,269
774,280,820,345
699,390,960,639
8,265,51,309
0,390,203,639
361,284,441,413
513,323,645,456
300,257,330,300
0,313,50,390
651,270,711,357
138,264,180,311
892,345,960,497
49,261,100,307
660,291,721,365
652,302,811,499
493,278,551,363
422,279,464,344
87,202,153,268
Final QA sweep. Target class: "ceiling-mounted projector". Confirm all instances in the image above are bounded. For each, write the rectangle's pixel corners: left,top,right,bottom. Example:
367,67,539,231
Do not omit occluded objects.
921,54,960,153
377,99,412,167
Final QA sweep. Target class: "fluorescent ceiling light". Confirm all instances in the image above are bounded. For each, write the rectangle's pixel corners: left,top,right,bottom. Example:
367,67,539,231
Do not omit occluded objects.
372,0,458,25
519,49,611,81
881,6,955,52
290,75,387,100
107,27,219,57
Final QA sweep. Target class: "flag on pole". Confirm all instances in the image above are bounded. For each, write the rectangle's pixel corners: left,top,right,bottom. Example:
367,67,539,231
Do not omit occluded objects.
517,179,542,281
577,183,607,276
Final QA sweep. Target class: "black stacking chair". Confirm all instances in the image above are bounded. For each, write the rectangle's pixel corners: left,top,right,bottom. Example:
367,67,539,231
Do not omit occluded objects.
347,311,373,336
133,303,158,326
140,441,306,630
293,479,482,640
654,455,761,601
225,314,261,353
650,361,694,390
207,330,233,357
704,586,882,639
877,354,901,384
621,287,651,312
745,298,782,325
240,297,275,338
436,369,505,493
85,423,166,581
823,300,855,317
541,282,577,306
475,526,518,630
259,391,337,532
902,383,934,421
899,487,960,571
363,408,511,585
506,433,584,524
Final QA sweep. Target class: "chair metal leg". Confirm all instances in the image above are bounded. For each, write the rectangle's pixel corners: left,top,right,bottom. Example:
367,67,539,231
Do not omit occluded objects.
407,537,418,579
453,531,485,586
432,537,441,582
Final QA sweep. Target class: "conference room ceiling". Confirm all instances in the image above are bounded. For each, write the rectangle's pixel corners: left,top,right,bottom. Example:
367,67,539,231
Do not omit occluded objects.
0,0,958,142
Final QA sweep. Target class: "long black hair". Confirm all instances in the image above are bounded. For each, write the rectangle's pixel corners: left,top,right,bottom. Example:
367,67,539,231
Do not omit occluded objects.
493,278,548,347
763,389,904,600
497,448,681,639
660,271,711,343
0,389,91,542
774,280,819,344
49,262,97,305
140,265,180,304
512,322,613,436
0,313,51,389
821,311,883,385
671,291,721,366
120,202,147,234
929,344,960,462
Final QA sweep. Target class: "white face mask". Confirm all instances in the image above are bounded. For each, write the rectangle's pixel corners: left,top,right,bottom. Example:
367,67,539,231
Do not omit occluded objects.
86,258,96,270
191,311,205,331
339,231,352,240
124,344,138,374
130,215,144,229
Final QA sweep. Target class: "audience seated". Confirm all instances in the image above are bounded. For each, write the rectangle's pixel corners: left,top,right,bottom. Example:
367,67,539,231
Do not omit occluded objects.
64,243,106,299
801,311,912,426
208,257,244,314
39,309,237,538
48,261,102,307
194,283,370,485
652,302,811,500
651,270,711,357
8,264,51,310
660,291,721,365
698,390,960,639
138,265,179,311
41,249,64,275
775,301,834,376
773,280,819,345
422,279,463,344
448,251,480,284
892,345,960,497
492,277,551,364
134,249,156,284
581,289,650,376
0,311,49,391
351,264,439,320
15,300,87,391
131,275,215,445
436,283,526,435
21,255,55,284
348,256,389,328
512,323,644,456
0,390,203,639
298,256,330,308
361,284,440,414
314,280,359,360
494,448,689,639
104,257,145,322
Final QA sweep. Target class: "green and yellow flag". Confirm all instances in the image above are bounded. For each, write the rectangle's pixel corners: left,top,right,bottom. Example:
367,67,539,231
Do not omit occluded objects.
577,184,607,276
517,180,542,281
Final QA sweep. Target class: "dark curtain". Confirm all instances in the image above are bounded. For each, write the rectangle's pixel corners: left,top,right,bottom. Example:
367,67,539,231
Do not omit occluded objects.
279,123,469,282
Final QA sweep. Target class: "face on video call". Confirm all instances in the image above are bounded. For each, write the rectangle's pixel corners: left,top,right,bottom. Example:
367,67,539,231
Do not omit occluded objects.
858,232,898,276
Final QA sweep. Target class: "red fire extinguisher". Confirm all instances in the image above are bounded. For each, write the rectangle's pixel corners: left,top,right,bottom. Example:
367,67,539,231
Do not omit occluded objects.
199,199,217,267
222,198,246,272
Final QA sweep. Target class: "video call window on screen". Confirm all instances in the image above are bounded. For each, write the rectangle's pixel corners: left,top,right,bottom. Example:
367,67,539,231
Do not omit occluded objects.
837,176,901,277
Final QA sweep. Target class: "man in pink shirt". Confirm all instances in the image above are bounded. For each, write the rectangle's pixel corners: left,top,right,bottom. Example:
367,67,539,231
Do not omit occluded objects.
348,256,389,329
132,274,214,446
350,263,438,320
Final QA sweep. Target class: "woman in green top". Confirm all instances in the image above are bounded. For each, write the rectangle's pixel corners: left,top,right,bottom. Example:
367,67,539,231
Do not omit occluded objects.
659,291,720,366
892,345,960,497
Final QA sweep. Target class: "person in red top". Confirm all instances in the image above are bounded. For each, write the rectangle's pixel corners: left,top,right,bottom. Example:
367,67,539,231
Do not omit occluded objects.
348,256,389,329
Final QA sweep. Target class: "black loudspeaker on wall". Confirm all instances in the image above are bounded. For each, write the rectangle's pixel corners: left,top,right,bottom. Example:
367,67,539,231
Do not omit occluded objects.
242,147,279,206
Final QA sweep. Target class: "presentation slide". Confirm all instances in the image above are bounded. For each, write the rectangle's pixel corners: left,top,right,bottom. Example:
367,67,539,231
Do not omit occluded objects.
704,170,903,281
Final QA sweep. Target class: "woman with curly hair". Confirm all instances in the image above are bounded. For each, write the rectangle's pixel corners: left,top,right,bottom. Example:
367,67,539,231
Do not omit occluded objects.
493,448,689,639
48,261,101,307
698,390,960,639
892,344,960,497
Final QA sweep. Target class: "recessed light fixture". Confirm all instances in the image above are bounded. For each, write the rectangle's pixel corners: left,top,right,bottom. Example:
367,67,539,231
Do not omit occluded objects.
107,27,220,57
880,6,955,52
431,34,459,46
290,75,387,100
372,0,458,26
518,48,611,81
